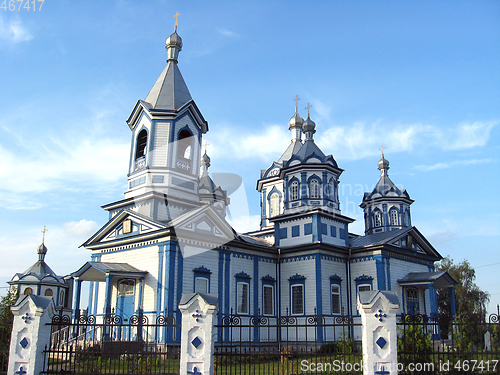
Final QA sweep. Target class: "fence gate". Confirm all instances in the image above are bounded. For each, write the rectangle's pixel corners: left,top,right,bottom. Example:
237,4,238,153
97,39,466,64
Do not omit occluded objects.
214,312,362,375
398,312,500,375
42,312,180,375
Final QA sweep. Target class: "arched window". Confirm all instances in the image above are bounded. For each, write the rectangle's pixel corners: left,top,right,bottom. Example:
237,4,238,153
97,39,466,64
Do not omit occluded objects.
390,209,399,225
44,289,53,297
374,211,382,227
407,287,418,301
310,179,319,198
270,193,279,217
178,129,193,160
135,130,148,160
291,181,299,200
24,287,33,295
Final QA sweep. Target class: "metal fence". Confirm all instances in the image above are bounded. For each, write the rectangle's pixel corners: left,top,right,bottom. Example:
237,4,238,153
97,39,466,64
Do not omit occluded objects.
42,312,181,375
214,311,363,375
397,312,500,375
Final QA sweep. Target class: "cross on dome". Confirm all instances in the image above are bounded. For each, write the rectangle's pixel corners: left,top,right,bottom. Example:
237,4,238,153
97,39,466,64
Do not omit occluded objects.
41,226,48,244
305,103,313,116
293,95,300,111
174,11,180,31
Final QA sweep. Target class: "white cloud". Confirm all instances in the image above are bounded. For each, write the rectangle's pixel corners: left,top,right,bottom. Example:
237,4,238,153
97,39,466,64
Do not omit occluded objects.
0,16,33,43
63,219,98,238
442,121,497,150
218,29,238,38
208,123,290,162
414,158,494,172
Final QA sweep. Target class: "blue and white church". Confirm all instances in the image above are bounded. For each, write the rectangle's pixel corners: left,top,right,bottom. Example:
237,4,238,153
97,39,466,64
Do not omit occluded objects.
50,28,457,336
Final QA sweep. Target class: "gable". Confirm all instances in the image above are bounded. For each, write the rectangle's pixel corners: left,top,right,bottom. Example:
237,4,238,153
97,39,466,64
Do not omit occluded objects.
170,204,236,245
82,209,168,248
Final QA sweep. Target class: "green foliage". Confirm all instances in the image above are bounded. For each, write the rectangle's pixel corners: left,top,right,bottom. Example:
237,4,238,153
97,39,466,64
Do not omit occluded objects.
398,317,433,372
436,257,489,318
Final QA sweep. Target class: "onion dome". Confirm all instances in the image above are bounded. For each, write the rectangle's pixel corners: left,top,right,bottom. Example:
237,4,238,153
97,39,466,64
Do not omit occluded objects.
289,111,304,129
378,154,390,174
201,152,211,175
165,31,183,62
303,115,316,139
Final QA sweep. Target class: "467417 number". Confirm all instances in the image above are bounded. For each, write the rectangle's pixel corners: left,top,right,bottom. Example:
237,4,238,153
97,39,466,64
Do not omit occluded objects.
1,0,44,11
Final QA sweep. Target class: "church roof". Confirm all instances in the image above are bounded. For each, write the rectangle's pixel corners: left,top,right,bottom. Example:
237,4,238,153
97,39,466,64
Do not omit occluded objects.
350,227,411,248
278,140,302,163
144,61,192,110
397,271,457,288
72,262,148,282
9,244,66,287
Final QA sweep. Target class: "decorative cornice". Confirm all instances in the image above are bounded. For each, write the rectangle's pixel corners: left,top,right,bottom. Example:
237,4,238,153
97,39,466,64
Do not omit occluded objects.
234,271,251,279
192,266,211,274
330,274,342,281
261,275,276,282
355,274,373,281
288,273,306,281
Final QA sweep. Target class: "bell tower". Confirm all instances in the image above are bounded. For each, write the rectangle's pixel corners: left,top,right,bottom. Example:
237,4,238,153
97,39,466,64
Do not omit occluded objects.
103,25,209,222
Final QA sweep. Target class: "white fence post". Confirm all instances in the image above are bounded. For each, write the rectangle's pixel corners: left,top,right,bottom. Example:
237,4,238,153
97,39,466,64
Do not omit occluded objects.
8,295,55,375
358,290,400,375
178,293,218,375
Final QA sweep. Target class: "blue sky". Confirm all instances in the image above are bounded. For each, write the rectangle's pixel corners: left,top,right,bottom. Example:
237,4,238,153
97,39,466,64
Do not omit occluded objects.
1,1,499,314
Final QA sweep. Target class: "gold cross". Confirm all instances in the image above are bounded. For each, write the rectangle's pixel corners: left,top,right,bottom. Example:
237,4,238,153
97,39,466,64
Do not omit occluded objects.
174,11,180,31
293,95,300,110
305,103,313,115
41,226,48,243
380,145,386,157
204,141,209,154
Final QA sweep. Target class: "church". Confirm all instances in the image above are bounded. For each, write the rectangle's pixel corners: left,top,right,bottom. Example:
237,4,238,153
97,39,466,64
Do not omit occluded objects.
13,27,457,340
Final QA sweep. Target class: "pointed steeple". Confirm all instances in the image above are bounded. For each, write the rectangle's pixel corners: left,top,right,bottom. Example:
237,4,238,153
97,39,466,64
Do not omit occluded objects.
144,29,192,110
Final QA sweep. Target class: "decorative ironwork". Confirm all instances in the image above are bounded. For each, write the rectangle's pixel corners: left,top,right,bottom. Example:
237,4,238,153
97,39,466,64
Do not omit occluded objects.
222,315,241,326
250,316,269,326
307,315,324,324
156,314,175,325
129,314,148,325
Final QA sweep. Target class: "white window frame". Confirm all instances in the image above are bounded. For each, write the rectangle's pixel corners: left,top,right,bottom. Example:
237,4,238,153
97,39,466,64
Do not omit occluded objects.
291,284,304,315
291,181,299,200
270,193,279,217
263,285,274,316
331,284,341,314
390,209,399,225
374,211,382,227
357,284,371,293
310,179,319,198
194,277,209,294
118,279,135,296
407,287,418,302
237,282,249,315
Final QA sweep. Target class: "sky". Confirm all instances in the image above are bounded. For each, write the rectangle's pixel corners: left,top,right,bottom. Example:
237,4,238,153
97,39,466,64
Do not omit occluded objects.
0,0,499,315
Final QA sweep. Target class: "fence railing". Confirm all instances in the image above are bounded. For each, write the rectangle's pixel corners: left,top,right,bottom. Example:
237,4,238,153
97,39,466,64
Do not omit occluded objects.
214,312,363,375
42,312,181,375
397,312,500,375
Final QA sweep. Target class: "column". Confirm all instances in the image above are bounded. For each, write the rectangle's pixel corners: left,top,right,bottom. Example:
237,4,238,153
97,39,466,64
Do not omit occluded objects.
358,290,399,375
448,286,456,317
179,293,218,375
72,278,82,322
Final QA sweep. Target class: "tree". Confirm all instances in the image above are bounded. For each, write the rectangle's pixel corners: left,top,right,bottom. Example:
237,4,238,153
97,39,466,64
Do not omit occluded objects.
0,288,18,373
436,257,489,318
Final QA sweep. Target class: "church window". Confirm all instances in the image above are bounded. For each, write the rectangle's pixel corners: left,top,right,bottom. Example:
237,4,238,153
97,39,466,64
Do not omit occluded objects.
44,289,53,297
237,282,249,314
331,284,341,314
195,277,209,294
263,285,274,316
291,284,304,315
59,290,65,306
407,287,418,302
135,130,148,159
178,129,193,161
24,287,33,295
358,284,371,293
310,179,319,198
118,279,135,296
390,209,399,225
270,193,279,217
291,181,299,200
374,211,382,227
